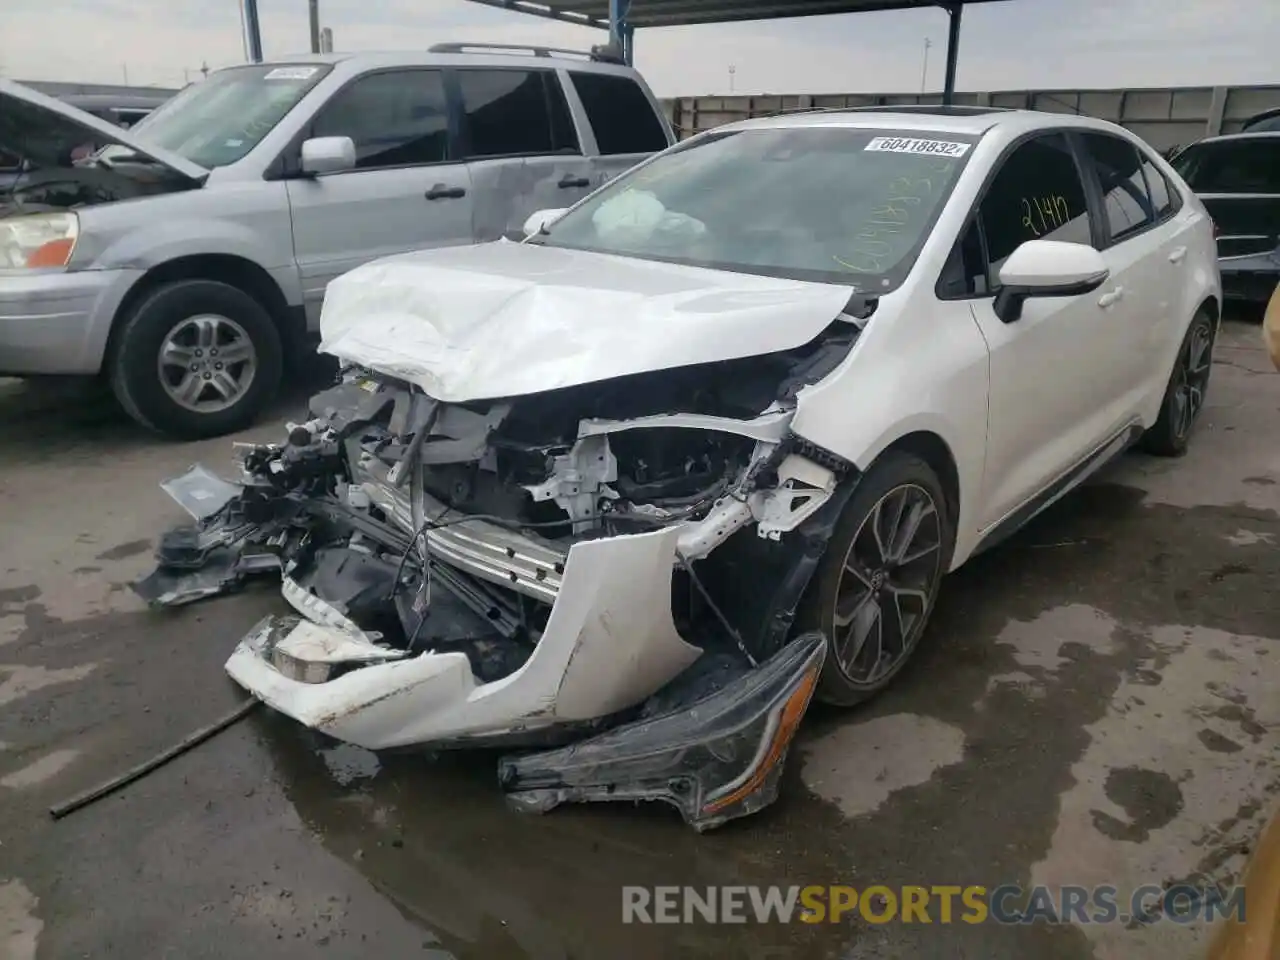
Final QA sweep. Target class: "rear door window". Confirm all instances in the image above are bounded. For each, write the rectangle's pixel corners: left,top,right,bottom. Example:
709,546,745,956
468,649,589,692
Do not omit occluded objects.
978,132,1094,282
312,69,451,169
568,71,668,155
1078,133,1156,243
455,69,578,158
1137,150,1178,217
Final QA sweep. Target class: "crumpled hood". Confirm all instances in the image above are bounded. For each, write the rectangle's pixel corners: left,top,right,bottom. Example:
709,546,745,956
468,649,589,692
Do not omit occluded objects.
318,241,856,402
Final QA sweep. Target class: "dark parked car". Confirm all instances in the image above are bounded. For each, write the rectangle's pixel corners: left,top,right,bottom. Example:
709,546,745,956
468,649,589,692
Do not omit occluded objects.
1,91,169,191
1171,128,1280,302
61,93,170,129
1240,106,1280,133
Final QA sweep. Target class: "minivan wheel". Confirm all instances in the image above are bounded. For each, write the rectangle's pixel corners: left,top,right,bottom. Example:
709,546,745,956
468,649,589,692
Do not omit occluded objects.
1139,309,1215,458
109,279,283,440
796,452,955,708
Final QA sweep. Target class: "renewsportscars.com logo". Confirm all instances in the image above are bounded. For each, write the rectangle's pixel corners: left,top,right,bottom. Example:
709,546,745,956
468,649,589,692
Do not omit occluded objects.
622,884,1246,926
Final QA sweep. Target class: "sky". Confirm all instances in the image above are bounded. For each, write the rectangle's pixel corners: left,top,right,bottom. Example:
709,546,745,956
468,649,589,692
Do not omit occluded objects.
2,0,1277,97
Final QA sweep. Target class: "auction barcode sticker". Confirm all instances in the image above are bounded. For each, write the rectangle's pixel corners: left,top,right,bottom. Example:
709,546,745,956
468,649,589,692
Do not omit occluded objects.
264,66,319,81
865,137,971,157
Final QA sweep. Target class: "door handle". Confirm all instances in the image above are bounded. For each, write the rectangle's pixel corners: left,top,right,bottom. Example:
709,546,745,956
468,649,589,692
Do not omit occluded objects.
557,174,590,189
425,184,466,201
1168,246,1187,263
1097,286,1125,308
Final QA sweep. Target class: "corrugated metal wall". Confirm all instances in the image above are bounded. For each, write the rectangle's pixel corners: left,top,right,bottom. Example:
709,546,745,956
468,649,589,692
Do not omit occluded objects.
662,84,1280,151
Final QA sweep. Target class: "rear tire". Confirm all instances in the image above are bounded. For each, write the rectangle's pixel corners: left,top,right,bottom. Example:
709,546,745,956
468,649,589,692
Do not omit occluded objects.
109,279,283,440
1140,309,1215,457
796,452,956,707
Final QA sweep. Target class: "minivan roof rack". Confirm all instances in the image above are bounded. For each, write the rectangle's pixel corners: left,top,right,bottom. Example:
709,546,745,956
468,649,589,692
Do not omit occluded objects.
427,41,623,64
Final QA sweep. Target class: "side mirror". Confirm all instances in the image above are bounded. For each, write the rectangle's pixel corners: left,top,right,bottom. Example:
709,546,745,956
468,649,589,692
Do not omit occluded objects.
994,239,1110,324
300,136,356,176
522,208,567,238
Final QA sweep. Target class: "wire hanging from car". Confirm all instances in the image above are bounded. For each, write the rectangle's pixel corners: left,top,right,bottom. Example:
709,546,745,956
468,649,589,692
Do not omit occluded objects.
674,549,757,668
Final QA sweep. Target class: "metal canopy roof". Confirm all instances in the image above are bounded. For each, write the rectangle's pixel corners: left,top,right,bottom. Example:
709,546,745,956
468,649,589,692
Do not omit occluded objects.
460,0,1012,102
236,0,1012,104
465,0,1006,29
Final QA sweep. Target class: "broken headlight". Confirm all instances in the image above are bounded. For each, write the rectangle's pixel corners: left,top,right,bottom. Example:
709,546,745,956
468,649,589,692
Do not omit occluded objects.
497,631,826,832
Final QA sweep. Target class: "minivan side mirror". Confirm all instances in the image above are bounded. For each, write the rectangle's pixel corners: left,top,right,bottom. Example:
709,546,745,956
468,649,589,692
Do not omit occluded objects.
522,208,567,238
300,136,356,176
993,239,1110,324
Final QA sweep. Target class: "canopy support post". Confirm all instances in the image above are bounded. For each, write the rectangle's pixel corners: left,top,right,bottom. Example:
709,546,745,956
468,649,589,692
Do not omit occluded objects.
941,1,962,105
610,0,634,64
244,0,263,62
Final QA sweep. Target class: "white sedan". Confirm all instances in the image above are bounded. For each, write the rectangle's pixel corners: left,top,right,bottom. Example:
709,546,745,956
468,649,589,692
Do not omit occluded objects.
137,106,1220,830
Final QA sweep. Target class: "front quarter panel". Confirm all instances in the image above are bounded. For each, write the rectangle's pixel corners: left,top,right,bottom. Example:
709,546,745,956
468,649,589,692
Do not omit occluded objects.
72,179,298,281
789,288,992,568
62,181,302,371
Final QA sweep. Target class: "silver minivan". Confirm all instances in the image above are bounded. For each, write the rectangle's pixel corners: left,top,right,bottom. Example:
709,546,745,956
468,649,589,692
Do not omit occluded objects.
0,44,674,438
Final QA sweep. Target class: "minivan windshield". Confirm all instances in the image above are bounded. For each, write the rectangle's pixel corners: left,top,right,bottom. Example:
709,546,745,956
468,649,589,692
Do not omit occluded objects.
108,63,331,169
539,126,978,290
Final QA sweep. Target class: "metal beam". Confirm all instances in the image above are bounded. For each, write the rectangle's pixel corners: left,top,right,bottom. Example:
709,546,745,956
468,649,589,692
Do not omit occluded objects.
309,0,322,54
941,1,962,105
610,0,634,64
243,0,263,62
459,0,608,29
509,0,1010,29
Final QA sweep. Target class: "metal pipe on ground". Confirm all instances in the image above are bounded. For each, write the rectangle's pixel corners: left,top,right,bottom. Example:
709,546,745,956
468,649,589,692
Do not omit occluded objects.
48,699,261,820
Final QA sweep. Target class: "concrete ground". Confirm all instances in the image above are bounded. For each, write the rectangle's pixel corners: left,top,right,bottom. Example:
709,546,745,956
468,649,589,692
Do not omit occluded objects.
0,317,1276,960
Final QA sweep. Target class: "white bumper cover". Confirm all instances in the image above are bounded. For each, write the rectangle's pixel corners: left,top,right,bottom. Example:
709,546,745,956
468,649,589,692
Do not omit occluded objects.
225,525,702,750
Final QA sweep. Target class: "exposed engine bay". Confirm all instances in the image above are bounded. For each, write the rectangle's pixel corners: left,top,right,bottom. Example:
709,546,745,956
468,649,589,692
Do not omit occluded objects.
134,307,870,831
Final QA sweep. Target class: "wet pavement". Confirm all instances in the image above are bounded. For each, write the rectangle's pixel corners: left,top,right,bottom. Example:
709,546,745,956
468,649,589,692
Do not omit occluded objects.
0,318,1277,960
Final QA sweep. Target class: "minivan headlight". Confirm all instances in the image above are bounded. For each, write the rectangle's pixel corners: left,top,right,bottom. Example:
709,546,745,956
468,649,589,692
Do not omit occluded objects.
0,212,79,269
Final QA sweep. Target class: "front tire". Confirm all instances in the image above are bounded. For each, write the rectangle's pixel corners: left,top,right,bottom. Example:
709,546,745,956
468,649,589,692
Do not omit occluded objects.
1140,309,1215,457
109,279,283,440
797,452,955,707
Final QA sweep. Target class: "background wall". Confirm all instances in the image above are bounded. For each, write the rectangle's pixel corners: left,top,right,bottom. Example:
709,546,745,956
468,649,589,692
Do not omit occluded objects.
662,84,1280,151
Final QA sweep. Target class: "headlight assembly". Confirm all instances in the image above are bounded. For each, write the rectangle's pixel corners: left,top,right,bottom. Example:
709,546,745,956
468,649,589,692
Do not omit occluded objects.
498,631,828,832
0,212,79,269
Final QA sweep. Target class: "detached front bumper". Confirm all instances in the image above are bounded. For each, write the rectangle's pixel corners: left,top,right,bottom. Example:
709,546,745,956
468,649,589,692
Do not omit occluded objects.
225,522,702,750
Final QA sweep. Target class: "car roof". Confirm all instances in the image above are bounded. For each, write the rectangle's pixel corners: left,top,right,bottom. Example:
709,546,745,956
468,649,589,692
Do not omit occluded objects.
722,105,1148,141
253,46,639,77
1181,130,1280,146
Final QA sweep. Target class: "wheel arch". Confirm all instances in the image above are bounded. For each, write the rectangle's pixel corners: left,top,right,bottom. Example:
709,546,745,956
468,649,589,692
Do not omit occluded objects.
105,254,293,369
869,430,962,538
1198,294,1221,331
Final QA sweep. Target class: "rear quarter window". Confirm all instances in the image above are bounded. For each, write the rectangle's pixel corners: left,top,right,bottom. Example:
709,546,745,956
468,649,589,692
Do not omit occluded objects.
569,71,668,156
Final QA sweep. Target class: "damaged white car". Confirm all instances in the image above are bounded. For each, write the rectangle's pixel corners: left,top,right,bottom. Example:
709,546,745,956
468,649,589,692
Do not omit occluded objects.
136,106,1220,830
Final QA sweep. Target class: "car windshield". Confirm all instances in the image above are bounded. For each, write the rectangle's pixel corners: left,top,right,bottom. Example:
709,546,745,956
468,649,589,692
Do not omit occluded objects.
105,63,331,169
539,126,979,290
